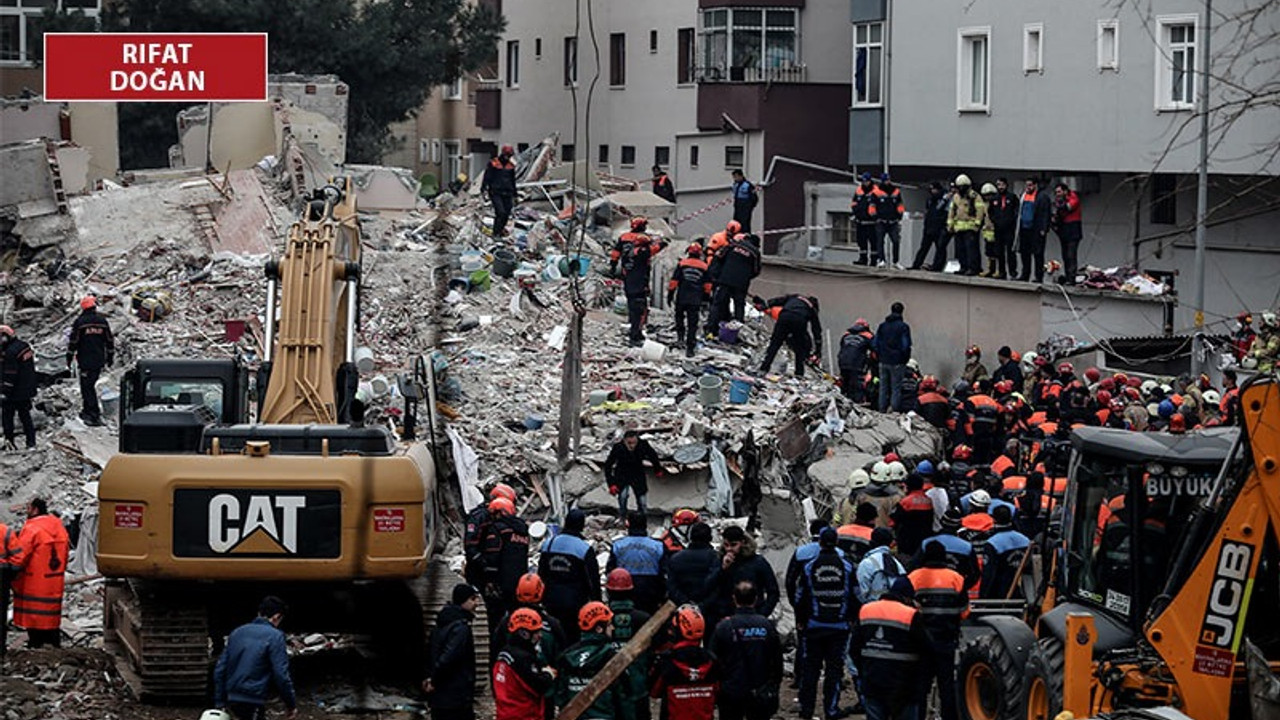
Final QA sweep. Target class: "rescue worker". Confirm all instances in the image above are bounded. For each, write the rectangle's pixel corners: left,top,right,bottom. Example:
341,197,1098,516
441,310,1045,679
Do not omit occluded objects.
832,468,870,526
873,302,912,413
917,509,981,592
910,182,951,271
651,165,677,204
424,584,481,720
214,596,298,720
990,438,1021,479
857,461,904,528
947,174,987,276
608,511,667,614
991,346,1023,392
1016,177,1052,283
989,178,1020,280
709,581,783,720
837,502,879,563
908,542,968,720
1051,182,1083,285
979,183,1002,277
667,244,711,357
12,497,69,648
539,508,601,644
874,173,906,267
661,508,702,557
704,525,779,632
0,325,37,450
706,233,761,336
915,376,950,429
67,296,114,426
557,602,622,720
604,430,663,516
855,527,905,605
1247,311,1280,372
755,294,822,377
851,173,880,266
494,608,559,720
981,506,1031,599
730,170,758,233
649,605,718,720
965,381,1003,464
667,522,718,607
465,483,517,587
890,474,935,556
852,577,926,720
784,520,831,684
606,568,653,720
479,496,531,635
795,527,855,720
703,220,740,292
492,573,566,672
1232,312,1257,363
612,217,667,347
961,345,989,385
481,145,518,237
837,318,875,404
0,513,20,658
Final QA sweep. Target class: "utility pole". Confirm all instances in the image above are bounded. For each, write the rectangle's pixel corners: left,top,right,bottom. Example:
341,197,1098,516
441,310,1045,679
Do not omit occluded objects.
1191,0,1212,376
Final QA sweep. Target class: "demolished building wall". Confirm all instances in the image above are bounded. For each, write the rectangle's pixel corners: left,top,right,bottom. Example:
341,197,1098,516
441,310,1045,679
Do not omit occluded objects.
1,98,119,183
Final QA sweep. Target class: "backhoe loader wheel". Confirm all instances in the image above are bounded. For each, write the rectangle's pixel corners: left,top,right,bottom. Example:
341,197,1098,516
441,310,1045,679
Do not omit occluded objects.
1024,637,1064,720
959,633,1025,720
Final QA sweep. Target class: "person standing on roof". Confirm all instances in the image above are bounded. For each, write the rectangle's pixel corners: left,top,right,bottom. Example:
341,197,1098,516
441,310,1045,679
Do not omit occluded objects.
873,302,912,412
730,170,758,234
608,512,668,615
214,596,298,720
668,244,711,358
481,145,518,237
539,508,600,644
1016,177,1052,283
67,295,114,427
651,165,677,204
874,173,906,268
479,496,531,635
754,294,822,377
988,178,1020,280
706,233,762,336
605,430,663,516
910,182,952,272
851,173,879,266
424,584,481,720
837,318,875,404
1051,182,1083,285
612,217,667,347
947,174,986,276
0,325,37,451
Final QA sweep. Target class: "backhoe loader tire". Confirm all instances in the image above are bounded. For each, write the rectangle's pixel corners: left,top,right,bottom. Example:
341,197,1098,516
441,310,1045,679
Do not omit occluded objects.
1024,637,1064,720
959,632,1025,720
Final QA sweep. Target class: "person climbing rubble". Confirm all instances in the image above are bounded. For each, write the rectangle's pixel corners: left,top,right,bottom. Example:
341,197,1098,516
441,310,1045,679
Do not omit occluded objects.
667,244,711,358
604,430,663,516
481,145,518,237
837,318,875,404
1,325,37,451
611,217,667,347
705,233,761,336
67,295,114,427
753,294,822,377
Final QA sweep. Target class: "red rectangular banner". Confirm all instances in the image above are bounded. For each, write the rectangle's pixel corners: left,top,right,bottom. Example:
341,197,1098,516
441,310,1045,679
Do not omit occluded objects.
44,33,268,102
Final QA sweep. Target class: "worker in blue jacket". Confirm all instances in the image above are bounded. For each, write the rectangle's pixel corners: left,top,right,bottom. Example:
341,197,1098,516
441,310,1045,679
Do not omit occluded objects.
214,596,298,720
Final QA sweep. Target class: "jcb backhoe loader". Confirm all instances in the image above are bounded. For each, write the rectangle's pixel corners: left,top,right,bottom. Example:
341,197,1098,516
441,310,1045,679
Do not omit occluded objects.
958,373,1280,720
96,178,440,699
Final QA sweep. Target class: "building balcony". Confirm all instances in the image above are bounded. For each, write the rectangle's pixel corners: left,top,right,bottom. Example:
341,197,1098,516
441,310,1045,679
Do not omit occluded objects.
695,63,807,84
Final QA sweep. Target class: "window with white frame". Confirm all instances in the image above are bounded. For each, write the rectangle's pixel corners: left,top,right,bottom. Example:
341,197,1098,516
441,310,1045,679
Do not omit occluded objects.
957,27,991,112
444,77,463,100
853,22,883,106
1023,23,1043,74
1,0,101,65
506,40,520,88
699,8,800,82
442,140,462,184
1097,20,1119,71
1156,16,1197,110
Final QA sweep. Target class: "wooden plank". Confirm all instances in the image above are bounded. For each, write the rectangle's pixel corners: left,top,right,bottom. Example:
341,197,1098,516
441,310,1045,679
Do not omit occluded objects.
555,601,675,720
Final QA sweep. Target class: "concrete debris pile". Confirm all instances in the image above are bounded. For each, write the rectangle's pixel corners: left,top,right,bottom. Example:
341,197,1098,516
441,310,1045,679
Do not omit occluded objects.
0,648,129,720
1078,264,1170,295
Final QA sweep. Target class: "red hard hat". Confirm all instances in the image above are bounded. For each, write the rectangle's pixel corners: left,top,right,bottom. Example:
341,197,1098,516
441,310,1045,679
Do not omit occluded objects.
500,144,515,155
80,295,97,310
516,572,545,603
883,452,901,464
631,216,648,230
1169,413,1187,433
965,345,980,358
1126,376,1143,388
605,568,634,591
953,444,973,461
578,601,614,632
921,375,938,392
508,607,543,634
1057,361,1074,374
1096,390,1113,405
488,497,516,515
1099,377,1116,391
726,220,741,234
994,380,1014,394
686,243,702,257
672,509,700,526
674,605,706,641
490,483,518,502
1238,311,1252,323
1084,367,1101,383
1113,372,1129,385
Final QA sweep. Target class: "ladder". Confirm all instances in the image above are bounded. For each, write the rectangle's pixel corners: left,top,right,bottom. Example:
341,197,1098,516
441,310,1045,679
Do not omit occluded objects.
44,140,69,215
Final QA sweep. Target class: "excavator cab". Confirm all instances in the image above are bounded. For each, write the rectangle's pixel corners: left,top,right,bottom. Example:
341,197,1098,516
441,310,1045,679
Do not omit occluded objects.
117,358,251,453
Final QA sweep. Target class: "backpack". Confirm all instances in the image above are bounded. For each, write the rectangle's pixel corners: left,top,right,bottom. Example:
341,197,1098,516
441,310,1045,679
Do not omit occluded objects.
862,550,903,602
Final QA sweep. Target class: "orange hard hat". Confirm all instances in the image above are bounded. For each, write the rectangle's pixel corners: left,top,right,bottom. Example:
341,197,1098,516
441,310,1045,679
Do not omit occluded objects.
672,509,701,526
1169,413,1187,433
516,572,545,603
686,243,702,257
508,607,543,634
578,601,614,632
726,220,741,234
605,568,634,591
965,345,981,358
631,216,648,230
80,295,97,310
673,605,706,641
488,497,516,515
490,483,517,502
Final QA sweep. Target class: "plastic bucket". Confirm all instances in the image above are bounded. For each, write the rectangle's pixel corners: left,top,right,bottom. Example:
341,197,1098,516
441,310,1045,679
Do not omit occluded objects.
698,374,723,407
718,322,740,344
492,248,518,278
728,376,753,404
589,389,612,407
354,347,376,374
562,255,591,277
613,295,629,315
468,268,491,292
448,277,471,293
641,340,666,362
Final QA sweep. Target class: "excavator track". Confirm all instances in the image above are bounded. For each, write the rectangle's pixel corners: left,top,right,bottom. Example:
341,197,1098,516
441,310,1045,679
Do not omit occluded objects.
104,579,211,701
412,559,490,687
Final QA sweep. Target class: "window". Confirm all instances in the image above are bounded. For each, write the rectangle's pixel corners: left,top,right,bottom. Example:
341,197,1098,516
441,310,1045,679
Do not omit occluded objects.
419,139,434,164
2,0,103,65
1156,16,1197,110
699,8,800,83
829,212,854,246
677,28,695,84
853,22,884,106
689,145,700,168
561,144,576,162
650,29,658,54
620,145,636,167
1150,174,1177,225
444,77,463,101
1023,23,1043,74
654,146,671,167
564,36,578,86
1097,20,1119,71
610,33,626,87
506,40,520,88
957,27,991,112
598,144,610,165
724,145,744,168
442,140,462,186
534,38,542,59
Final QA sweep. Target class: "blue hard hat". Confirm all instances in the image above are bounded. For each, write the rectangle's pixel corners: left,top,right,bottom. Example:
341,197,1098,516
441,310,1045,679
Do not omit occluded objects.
859,171,872,182
880,172,891,182
1158,399,1176,418
916,459,935,476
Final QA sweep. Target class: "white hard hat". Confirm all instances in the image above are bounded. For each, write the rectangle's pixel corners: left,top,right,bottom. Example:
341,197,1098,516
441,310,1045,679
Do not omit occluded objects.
969,489,991,509
870,460,891,484
201,712,234,720
1160,384,1173,395
1147,402,1162,418
1203,390,1221,405
849,468,871,491
1140,380,1159,395
980,183,997,195
906,358,920,372
1241,356,1259,369
955,174,971,186
887,460,907,482
1263,311,1278,327
1022,351,1038,368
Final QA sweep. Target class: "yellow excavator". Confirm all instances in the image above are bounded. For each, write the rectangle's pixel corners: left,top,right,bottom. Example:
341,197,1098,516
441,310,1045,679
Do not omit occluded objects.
97,178,440,699
958,373,1280,720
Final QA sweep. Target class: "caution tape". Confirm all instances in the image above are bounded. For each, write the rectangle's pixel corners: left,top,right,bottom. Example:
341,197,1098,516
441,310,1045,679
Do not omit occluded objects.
673,196,734,227
758,224,833,236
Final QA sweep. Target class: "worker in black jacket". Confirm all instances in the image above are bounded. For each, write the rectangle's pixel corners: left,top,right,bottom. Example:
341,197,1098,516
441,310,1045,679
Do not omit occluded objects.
479,497,531,635
706,234,762,335
667,244,711,358
538,508,600,643
988,179,1021,280
709,580,783,720
795,528,855,720
480,145,518,237
604,430,663,516
666,522,719,606
990,346,1024,391
910,182,951,271
837,319,874,404
1,325,37,450
704,525,779,631
423,584,481,720
651,165,677,204
613,219,667,347
755,294,823,378
67,296,114,426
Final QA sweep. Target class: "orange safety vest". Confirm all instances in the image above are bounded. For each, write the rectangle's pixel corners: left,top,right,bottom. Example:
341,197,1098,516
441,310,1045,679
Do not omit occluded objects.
858,600,921,661
13,514,69,631
0,521,22,569
991,455,1015,478
908,566,970,622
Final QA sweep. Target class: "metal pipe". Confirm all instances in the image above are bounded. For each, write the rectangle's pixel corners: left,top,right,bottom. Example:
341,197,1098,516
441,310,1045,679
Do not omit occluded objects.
1191,0,1212,376
345,279,358,364
263,277,277,362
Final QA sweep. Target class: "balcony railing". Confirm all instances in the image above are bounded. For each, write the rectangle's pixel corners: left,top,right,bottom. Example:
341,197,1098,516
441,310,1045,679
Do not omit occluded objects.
695,64,807,84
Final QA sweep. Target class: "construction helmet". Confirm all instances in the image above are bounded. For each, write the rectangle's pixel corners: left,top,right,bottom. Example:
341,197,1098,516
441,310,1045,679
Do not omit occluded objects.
920,375,938,392
969,489,991,509
80,295,97,310
953,444,974,461
605,568,634,592
1084,367,1101,383
849,468,871,491
870,460,891,484
1057,361,1074,375
500,144,515,155
516,573,545,604
1113,372,1129,386
884,451,901,464
1169,413,1187,433
672,508,701,527
1242,356,1259,369
578,601,614,632
1098,377,1116,391
0,325,13,338
673,605,706,641
980,183,997,195
1203,390,1221,405
887,461,907,482
965,345,981,358
490,483,518,502
1238,311,1253,324
952,380,971,397
1263,311,1279,327
631,216,648,231
488,497,516,516
853,317,869,330
1096,389,1113,405
907,358,921,372
686,243,703,257
1022,351,1038,368
916,459,935,476
1159,399,1176,418
1160,383,1174,396
994,379,1014,395
726,220,742,235
1140,379,1159,396
955,174,972,187
508,607,543,635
